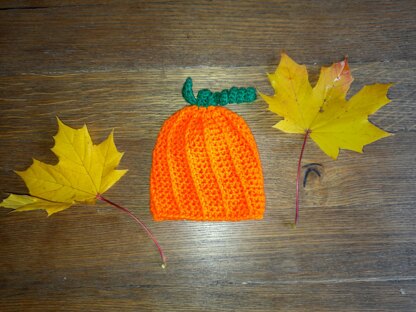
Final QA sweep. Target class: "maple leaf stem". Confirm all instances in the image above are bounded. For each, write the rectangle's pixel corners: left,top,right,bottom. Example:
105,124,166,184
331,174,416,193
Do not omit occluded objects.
96,194,167,268
295,130,310,226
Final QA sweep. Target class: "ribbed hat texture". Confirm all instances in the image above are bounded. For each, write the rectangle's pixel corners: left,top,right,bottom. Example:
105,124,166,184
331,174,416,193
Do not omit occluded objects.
150,105,265,221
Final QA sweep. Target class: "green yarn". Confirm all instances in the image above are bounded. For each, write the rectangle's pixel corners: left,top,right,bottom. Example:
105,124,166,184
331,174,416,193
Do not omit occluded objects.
182,77,257,107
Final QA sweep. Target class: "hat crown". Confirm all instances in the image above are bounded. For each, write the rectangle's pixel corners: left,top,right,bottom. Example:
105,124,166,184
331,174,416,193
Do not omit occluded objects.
150,105,265,221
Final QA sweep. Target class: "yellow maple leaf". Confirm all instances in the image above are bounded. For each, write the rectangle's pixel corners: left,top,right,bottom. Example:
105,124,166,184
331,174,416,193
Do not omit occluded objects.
1,118,166,267
260,53,393,225
260,52,392,159
0,118,127,216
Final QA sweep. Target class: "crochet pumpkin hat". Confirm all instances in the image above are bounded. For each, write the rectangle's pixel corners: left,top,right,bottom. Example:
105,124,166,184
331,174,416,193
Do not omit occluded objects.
150,78,265,221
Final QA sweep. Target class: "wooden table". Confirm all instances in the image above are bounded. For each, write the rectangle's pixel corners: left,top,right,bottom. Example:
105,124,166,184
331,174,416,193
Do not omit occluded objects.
1,1,415,311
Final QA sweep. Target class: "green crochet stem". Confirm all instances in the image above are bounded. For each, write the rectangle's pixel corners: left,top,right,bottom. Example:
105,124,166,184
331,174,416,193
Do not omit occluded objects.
182,77,257,107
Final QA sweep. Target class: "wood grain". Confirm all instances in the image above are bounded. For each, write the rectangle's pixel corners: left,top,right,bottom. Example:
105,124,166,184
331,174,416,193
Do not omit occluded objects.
0,1,415,311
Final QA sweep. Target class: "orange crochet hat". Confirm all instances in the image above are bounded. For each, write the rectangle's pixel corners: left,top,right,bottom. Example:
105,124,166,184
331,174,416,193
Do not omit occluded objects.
150,78,265,221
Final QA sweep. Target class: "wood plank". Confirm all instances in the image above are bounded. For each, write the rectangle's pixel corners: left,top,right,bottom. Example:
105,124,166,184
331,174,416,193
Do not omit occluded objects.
0,0,415,74
1,280,415,311
0,63,414,135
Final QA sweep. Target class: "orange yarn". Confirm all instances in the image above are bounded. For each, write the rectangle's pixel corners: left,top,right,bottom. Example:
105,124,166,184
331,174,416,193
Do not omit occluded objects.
150,105,265,221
